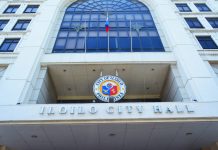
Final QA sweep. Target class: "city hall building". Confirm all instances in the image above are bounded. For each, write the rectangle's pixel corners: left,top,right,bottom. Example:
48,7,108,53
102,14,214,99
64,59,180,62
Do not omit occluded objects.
0,0,218,149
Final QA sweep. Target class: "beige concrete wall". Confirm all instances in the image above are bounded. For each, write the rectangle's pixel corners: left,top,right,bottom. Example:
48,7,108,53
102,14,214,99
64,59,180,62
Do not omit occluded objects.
162,65,191,102
27,67,56,104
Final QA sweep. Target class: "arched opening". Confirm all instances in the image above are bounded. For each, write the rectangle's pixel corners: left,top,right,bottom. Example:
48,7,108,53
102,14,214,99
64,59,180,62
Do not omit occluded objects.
52,0,165,53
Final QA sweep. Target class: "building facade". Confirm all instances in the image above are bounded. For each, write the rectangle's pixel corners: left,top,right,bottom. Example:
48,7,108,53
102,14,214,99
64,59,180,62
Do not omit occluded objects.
0,0,218,149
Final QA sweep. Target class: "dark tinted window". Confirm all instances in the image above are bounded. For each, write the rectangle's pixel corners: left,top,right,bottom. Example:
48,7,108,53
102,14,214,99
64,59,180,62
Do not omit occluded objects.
195,4,211,12
185,18,204,28
24,5,39,13
196,36,218,49
176,4,191,12
4,5,20,13
13,20,31,30
0,39,20,52
0,20,9,30
206,18,218,28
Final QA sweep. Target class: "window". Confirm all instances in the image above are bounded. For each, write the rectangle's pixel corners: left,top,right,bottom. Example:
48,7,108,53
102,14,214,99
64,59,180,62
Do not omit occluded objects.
0,20,9,31
195,4,211,12
185,18,204,28
206,18,218,28
24,5,39,13
0,39,20,52
196,36,218,49
12,20,31,30
176,4,191,12
4,5,20,13
53,0,164,53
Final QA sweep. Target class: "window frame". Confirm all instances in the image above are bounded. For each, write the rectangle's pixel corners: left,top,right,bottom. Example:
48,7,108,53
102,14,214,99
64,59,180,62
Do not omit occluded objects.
184,18,204,28
196,36,218,49
23,5,39,13
0,20,9,31
194,3,211,12
206,18,218,28
12,20,31,31
0,38,20,52
175,3,192,12
3,5,20,14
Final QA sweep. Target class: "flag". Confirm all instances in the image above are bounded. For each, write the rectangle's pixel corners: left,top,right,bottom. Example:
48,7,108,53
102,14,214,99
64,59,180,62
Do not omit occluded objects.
105,16,109,32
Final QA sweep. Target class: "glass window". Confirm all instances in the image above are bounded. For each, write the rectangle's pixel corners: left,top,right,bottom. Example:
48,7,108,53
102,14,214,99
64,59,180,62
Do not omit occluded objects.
64,14,73,21
52,0,164,53
4,5,20,14
13,20,31,30
135,14,142,20
98,38,108,51
195,4,211,12
126,14,134,20
58,31,68,37
206,18,218,28
0,20,9,31
109,37,118,50
76,38,85,49
175,4,191,12
132,37,141,51
196,36,218,49
87,37,97,51
24,5,39,13
66,39,76,49
0,38,20,52
54,39,66,49
118,37,131,51
185,18,204,28
150,37,164,50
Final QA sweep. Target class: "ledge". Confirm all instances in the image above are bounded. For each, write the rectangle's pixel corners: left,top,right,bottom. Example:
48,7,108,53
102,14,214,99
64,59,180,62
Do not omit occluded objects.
0,13,38,18
198,50,218,61
176,11,218,16
0,52,18,64
41,52,176,65
187,28,218,33
0,102,217,122
0,30,30,35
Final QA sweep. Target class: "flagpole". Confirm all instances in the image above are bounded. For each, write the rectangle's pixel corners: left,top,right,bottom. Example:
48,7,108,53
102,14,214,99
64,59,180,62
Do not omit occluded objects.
85,21,87,53
107,12,109,53
130,20,132,52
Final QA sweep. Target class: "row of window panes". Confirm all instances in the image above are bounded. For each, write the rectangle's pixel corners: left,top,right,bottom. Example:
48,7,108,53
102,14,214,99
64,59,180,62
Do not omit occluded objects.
185,17,218,28
57,30,159,38
0,39,20,52
63,13,152,21
53,37,164,52
1,36,216,52
3,5,39,14
176,3,211,12
60,21,154,29
54,36,218,51
0,19,31,31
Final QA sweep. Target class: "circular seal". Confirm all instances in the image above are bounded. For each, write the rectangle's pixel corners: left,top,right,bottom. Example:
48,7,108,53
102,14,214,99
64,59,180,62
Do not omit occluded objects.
93,75,126,102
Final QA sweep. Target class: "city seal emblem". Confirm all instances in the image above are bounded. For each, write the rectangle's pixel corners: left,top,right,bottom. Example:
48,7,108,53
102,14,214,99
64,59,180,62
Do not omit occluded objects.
93,75,126,102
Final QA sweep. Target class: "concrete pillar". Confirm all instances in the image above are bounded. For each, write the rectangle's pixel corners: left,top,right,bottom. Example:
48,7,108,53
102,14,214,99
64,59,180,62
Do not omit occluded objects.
144,0,218,102
162,65,190,102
